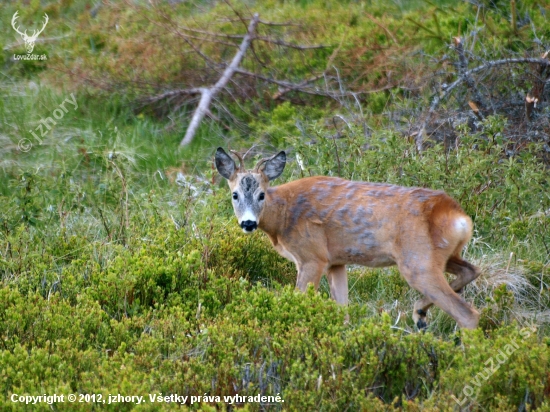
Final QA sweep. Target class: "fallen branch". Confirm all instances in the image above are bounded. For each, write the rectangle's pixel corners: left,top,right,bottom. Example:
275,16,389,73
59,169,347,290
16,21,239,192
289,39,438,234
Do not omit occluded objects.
236,69,330,97
271,73,326,100
525,52,550,122
235,69,370,100
179,27,331,49
140,88,204,105
528,51,550,110
141,14,340,123
219,17,301,27
525,94,537,122
453,37,489,112
416,56,550,151
179,13,260,147
255,36,331,50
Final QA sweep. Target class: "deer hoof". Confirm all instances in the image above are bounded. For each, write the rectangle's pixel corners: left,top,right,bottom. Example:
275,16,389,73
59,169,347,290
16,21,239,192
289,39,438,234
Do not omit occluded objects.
416,309,428,330
416,318,428,330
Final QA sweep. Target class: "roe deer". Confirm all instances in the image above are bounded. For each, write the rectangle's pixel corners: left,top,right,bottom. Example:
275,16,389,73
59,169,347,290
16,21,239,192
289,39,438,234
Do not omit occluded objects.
215,148,481,329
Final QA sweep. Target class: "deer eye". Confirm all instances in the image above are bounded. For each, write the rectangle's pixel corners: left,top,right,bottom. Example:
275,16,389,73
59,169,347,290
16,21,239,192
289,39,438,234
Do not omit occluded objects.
232,192,238,200
258,192,265,201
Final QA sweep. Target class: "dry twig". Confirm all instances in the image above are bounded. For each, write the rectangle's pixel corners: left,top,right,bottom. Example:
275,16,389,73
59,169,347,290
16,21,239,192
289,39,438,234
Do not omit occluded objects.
416,55,550,151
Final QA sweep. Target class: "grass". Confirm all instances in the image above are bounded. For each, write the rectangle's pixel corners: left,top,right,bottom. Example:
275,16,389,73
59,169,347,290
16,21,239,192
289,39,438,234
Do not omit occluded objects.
1,85,548,336
1,92,548,412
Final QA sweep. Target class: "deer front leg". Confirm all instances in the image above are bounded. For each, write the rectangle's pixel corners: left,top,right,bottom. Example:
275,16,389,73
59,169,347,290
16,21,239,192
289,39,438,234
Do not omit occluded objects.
327,264,349,324
326,265,348,305
295,260,328,292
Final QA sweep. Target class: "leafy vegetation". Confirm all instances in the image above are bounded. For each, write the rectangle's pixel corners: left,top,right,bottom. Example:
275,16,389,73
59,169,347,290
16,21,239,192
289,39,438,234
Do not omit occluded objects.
1,0,549,410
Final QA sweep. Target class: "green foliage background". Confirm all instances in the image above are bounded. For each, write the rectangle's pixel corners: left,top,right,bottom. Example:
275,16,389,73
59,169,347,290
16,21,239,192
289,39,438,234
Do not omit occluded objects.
1,0,549,410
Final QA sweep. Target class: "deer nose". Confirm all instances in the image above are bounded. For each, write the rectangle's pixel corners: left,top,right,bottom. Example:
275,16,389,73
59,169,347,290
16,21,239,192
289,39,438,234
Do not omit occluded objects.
240,220,258,232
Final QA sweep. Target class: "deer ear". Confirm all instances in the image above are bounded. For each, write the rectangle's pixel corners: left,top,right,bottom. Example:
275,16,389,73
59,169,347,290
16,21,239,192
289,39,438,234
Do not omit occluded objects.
263,151,286,181
215,147,236,180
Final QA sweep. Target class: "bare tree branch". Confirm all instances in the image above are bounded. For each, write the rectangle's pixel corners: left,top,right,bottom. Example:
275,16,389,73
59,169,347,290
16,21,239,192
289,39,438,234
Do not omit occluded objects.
525,94,536,122
257,19,301,26
271,74,326,100
179,27,330,49
235,68,329,98
453,37,489,112
255,36,332,50
141,88,204,105
234,67,395,101
139,13,338,119
529,51,550,102
218,17,301,26
416,56,550,151
180,27,245,39
179,13,260,147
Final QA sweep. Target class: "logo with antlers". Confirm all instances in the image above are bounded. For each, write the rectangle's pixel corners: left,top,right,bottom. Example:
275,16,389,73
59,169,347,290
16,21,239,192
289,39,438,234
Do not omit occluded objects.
11,11,49,54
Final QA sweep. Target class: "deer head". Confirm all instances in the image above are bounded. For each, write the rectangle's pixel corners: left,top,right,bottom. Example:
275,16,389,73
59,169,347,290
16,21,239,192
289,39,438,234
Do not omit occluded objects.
12,11,49,54
215,148,286,233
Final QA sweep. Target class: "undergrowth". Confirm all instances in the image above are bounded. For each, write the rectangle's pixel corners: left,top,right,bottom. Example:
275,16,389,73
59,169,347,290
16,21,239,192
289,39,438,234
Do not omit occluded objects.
1,93,549,409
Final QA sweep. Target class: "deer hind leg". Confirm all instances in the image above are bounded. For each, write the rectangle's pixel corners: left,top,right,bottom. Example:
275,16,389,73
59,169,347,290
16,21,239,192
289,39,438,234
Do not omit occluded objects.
413,256,481,329
399,259,480,330
446,257,481,294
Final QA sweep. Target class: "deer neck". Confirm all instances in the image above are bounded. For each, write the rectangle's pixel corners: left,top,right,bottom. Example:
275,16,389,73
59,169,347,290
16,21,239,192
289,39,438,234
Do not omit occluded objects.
258,186,286,240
